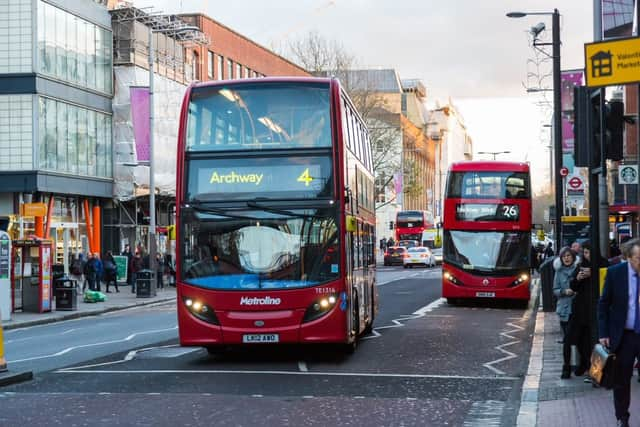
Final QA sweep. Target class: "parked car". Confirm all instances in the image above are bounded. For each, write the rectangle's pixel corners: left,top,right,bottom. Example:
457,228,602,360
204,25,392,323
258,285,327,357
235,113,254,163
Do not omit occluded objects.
384,246,407,266
397,240,420,249
403,246,435,268
432,247,443,265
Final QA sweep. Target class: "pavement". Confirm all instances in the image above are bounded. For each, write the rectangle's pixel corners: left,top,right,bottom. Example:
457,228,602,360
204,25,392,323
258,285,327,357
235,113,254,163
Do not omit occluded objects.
519,281,640,427
0,283,176,387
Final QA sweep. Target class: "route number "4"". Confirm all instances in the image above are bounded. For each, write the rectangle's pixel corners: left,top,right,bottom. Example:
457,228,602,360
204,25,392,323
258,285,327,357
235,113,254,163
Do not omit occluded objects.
297,168,313,186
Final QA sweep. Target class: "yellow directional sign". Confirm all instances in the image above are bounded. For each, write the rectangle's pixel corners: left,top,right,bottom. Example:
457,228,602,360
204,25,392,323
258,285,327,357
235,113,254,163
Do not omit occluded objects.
585,37,640,88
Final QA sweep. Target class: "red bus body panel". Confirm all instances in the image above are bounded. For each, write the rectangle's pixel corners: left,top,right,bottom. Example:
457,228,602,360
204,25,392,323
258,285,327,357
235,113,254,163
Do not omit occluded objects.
442,161,531,301
175,77,375,346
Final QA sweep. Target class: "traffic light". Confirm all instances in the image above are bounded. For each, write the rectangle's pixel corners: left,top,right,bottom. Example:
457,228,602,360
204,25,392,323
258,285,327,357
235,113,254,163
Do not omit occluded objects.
389,221,394,230
573,88,625,167
606,99,624,161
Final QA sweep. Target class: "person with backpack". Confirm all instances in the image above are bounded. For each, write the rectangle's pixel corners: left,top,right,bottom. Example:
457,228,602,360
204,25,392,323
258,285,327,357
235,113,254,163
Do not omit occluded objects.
103,251,119,293
70,253,85,292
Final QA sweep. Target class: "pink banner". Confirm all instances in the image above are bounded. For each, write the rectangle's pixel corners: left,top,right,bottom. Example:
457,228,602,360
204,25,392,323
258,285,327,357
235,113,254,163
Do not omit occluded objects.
130,86,150,162
561,70,584,153
394,173,403,195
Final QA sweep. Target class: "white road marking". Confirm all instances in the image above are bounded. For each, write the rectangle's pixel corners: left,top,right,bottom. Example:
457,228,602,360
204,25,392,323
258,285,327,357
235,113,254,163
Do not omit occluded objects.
463,400,506,426
60,328,80,335
361,298,446,340
297,361,308,372
483,322,524,375
482,280,538,376
7,326,178,364
55,368,519,381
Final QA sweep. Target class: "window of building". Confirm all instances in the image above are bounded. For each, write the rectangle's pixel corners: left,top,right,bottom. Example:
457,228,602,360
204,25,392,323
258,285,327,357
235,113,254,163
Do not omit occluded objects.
192,51,200,81
217,55,223,80
207,51,213,79
36,1,112,95
236,63,242,79
227,59,233,79
37,96,112,178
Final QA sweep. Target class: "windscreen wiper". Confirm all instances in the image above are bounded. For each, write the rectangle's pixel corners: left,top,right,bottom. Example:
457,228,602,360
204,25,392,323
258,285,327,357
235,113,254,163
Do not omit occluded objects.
183,201,258,220
246,200,328,219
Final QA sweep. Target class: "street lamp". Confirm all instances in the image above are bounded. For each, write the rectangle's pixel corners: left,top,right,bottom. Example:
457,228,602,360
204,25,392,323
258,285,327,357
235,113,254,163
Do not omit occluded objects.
507,9,562,248
477,150,511,160
148,23,200,294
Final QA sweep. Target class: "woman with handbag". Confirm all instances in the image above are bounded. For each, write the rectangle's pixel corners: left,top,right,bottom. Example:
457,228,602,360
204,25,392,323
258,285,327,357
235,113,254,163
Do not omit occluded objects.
553,246,579,379
568,243,595,379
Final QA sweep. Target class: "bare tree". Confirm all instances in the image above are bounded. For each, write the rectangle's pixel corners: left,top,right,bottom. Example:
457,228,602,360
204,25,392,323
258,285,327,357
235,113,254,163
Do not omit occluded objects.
283,31,407,209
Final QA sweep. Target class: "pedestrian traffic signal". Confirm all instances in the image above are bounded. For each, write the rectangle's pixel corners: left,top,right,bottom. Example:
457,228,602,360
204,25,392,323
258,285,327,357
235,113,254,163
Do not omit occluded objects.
389,221,394,230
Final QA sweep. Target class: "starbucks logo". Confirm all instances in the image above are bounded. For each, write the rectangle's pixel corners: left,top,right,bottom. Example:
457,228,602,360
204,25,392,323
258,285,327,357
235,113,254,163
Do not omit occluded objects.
620,166,638,184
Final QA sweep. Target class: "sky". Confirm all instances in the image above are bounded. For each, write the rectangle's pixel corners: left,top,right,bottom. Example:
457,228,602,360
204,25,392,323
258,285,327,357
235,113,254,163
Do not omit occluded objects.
133,0,594,193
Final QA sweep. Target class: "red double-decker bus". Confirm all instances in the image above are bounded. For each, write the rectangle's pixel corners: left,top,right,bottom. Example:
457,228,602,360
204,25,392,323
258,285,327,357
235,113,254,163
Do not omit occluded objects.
175,77,377,353
395,210,434,242
442,161,531,303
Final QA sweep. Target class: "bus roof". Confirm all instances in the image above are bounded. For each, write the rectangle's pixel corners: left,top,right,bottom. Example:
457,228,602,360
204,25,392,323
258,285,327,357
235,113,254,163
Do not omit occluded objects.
190,76,335,90
448,161,530,173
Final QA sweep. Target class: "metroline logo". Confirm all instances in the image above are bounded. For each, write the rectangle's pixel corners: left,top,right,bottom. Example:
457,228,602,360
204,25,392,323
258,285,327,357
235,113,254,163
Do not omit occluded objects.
240,296,282,306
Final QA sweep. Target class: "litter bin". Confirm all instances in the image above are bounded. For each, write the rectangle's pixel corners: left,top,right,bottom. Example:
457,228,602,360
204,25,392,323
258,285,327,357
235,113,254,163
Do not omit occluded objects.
539,257,557,312
55,275,78,311
136,270,154,298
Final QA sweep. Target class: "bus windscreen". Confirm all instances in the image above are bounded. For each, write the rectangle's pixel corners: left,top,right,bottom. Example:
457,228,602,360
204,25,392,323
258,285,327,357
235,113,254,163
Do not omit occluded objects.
186,83,331,151
443,230,529,273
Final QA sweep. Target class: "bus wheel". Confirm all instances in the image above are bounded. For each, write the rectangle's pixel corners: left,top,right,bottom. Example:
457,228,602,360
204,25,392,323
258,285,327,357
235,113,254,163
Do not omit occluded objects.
363,293,375,335
447,298,459,306
206,346,224,358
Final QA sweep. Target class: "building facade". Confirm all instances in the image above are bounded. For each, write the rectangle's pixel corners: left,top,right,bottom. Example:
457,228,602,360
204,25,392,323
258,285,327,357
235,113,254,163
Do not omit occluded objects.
0,0,113,267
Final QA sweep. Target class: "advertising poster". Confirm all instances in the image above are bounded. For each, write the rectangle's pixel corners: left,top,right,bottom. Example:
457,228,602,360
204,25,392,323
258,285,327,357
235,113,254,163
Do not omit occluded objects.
561,70,584,154
130,86,150,162
113,255,128,283
41,246,51,312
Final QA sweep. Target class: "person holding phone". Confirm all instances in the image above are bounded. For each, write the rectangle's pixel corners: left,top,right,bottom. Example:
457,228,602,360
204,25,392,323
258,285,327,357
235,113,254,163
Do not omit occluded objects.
568,243,594,379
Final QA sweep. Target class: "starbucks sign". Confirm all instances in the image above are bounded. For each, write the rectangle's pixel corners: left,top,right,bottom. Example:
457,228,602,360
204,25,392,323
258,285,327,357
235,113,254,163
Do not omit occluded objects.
619,165,638,185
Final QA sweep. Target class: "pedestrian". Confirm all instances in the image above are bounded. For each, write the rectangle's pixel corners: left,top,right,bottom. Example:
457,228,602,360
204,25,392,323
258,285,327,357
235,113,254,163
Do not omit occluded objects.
387,237,395,248
155,252,164,290
70,253,85,292
130,250,144,293
93,252,103,292
598,237,640,427
552,246,578,378
543,242,554,260
121,244,133,289
84,253,97,291
380,237,387,251
530,244,540,274
103,251,119,293
571,241,582,254
567,242,594,380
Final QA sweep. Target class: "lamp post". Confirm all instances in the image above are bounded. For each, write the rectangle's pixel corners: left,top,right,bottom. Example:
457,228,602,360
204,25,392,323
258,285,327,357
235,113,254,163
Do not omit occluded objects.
507,9,562,248
148,23,200,293
477,150,511,160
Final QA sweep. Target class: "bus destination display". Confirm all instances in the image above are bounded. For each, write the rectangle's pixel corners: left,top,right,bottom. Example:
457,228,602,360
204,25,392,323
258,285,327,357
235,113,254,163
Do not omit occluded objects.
455,203,520,221
189,156,332,197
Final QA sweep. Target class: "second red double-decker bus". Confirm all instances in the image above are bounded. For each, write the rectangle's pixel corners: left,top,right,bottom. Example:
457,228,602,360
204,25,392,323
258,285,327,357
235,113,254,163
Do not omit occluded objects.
441,161,532,303
395,210,434,242
175,77,377,353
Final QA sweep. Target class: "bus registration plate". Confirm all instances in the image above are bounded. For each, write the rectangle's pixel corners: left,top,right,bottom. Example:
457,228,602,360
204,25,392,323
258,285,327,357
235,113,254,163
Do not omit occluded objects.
476,292,495,298
243,334,279,343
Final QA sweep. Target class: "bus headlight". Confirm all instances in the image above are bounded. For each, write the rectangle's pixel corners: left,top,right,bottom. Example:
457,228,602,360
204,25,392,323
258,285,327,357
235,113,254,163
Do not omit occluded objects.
303,293,339,323
510,273,530,287
443,271,459,285
183,297,219,325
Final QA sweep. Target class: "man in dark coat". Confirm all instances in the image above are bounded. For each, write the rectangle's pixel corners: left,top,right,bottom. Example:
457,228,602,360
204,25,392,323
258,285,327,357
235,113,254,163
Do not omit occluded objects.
598,238,640,427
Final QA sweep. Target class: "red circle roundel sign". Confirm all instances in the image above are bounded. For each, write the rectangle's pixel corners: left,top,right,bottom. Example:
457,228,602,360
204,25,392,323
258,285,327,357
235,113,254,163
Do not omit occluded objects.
560,167,569,177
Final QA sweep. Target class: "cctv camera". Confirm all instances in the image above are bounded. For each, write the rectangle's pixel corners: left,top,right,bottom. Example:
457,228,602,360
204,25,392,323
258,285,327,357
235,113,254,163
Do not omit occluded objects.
530,22,546,38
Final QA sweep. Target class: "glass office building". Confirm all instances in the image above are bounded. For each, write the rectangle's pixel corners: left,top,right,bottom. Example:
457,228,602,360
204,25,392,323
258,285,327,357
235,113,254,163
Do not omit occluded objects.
0,0,113,268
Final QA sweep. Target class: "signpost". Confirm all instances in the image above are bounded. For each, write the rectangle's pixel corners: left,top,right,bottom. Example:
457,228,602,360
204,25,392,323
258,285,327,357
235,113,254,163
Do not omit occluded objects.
560,166,569,177
585,37,640,87
113,255,128,283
